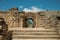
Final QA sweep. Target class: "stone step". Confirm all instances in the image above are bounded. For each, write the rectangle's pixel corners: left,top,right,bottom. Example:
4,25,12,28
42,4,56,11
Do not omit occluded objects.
11,28,60,40
13,29,56,32
12,35,60,39
12,39,60,40
59,30,60,34
8,28,56,31
12,32,57,35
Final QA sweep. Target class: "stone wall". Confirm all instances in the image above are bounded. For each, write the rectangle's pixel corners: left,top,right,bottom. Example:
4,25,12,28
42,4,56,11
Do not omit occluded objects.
0,8,60,29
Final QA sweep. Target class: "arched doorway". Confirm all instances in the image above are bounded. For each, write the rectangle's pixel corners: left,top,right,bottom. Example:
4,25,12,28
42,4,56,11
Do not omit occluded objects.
26,18,35,28
23,17,35,28
23,12,36,28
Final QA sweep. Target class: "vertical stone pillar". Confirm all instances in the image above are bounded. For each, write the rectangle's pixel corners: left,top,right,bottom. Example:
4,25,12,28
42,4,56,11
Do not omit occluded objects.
19,17,23,28
23,16,27,28
35,14,39,28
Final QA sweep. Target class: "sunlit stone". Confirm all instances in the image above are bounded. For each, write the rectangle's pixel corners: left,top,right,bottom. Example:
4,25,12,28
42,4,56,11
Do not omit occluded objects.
0,26,2,29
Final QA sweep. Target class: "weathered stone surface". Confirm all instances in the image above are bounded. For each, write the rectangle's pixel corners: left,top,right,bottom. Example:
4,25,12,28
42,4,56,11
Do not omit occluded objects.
0,8,60,29
0,8,60,40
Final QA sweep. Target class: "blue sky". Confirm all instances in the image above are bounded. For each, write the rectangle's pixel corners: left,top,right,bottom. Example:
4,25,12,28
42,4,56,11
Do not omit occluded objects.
0,0,60,11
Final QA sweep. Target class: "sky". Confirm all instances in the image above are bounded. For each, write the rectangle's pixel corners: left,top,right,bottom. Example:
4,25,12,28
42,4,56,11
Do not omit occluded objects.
0,0,60,12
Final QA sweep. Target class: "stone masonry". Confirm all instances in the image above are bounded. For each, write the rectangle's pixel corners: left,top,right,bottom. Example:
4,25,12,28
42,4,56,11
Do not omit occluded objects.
0,8,60,40
0,8,60,29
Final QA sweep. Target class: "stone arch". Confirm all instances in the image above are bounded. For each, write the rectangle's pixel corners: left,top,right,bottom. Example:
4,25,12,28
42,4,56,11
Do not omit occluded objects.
23,12,36,28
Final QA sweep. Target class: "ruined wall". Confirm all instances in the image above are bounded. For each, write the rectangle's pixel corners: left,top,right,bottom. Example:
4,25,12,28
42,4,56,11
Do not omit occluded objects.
0,8,60,28
37,11,60,29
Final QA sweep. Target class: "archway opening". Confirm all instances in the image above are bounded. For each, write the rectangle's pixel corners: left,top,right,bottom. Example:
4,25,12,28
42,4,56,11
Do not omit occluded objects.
23,16,35,28
26,18,35,28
